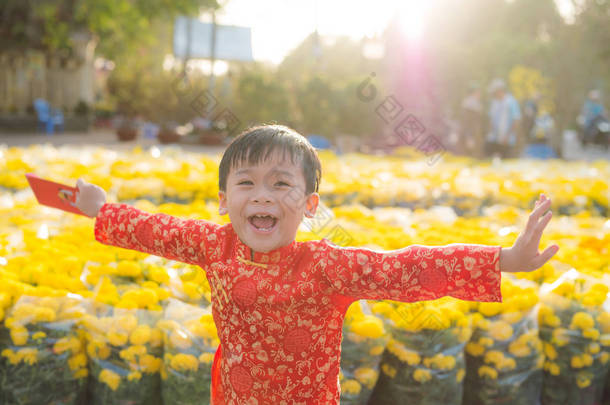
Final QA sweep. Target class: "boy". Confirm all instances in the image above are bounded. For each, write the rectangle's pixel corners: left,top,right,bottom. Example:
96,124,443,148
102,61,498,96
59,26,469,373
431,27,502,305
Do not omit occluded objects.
76,125,558,404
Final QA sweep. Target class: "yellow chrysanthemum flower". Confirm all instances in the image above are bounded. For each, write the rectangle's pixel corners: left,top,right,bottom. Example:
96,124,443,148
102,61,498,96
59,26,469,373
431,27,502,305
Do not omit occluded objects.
544,343,557,360
382,364,397,378
170,353,199,372
99,369,121,391
350,315,385,339
116,261,142,278
551,328,570,347
10,326,28,346
478,365,498,379
107,329,129,347
129,325,151,345
140,354,162,373
353,367,378,389
488,321,513,341
128,371,142,381
68,353,87,371
570,312,595,330
466,342,485,357
544,361,561,376
413,368,432,383
576,371,593,388
478,302,502,318
342,379,362,395
423,353,456,370
387,339,420,365
53,337,82,354
32,331,46,340
199,352,215,364
583,328,600,340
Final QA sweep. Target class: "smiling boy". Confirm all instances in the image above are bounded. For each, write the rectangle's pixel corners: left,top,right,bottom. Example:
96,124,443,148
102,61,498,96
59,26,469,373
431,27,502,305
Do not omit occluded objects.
217,128,321,255
76,124,558,404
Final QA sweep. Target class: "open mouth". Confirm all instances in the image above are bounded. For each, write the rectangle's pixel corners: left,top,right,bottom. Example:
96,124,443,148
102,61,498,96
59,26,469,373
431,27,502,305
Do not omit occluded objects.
248,215,278,233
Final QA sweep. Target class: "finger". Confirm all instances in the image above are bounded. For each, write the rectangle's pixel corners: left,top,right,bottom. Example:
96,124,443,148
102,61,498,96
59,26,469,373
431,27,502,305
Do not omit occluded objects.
76,178,85,190
529,244,560,270
530,210,552,249
535,194,548,208
526,198,551,234
75,179,82,204
533,210,553,238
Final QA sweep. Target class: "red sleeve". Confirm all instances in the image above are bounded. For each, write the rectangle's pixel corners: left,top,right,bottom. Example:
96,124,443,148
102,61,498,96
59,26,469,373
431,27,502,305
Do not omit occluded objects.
94,203,221,266
317,239,502,303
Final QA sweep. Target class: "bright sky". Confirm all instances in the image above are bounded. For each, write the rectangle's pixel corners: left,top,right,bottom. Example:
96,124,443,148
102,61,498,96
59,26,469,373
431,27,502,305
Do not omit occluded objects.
201,0,576,65
210,0,416,64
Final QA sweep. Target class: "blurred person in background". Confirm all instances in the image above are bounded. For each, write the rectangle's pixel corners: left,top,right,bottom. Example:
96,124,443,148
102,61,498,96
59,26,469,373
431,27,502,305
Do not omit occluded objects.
579,89,607,146
522,92,540,143
485,79,522,159
459,82,484,158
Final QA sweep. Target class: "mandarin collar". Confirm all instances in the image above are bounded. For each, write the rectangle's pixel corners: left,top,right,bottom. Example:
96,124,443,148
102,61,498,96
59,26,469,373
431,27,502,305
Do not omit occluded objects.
231,224,298,266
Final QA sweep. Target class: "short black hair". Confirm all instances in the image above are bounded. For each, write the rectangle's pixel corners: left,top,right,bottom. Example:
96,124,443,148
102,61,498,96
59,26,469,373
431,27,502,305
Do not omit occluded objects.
218,125,322,195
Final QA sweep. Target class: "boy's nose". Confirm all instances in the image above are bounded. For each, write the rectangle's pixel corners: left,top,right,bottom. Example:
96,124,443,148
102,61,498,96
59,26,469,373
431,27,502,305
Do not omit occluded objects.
252,196,272,203
251,187,273,203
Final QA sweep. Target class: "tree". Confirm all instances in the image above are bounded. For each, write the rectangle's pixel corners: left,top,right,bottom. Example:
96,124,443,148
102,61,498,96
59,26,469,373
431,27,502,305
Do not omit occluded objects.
0,0,218,59
278,33,382,138
231,64,293,129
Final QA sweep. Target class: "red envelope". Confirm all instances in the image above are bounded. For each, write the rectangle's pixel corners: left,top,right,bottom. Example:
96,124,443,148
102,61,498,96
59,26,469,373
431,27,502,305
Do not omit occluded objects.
25,173,87,216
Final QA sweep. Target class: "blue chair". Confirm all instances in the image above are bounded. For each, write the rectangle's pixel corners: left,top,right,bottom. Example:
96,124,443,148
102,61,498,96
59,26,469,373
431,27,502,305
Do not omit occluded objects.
33,98,64,135
307,134,332,150
522,143,557,159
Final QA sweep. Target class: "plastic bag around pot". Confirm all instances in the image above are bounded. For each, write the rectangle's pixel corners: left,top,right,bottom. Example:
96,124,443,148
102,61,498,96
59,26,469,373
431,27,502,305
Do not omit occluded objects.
368,298,472,405
539,269,610,405
463,277,543,405
158,298,219,405
340,300,390,404
0,294,88,405
81,302,163,405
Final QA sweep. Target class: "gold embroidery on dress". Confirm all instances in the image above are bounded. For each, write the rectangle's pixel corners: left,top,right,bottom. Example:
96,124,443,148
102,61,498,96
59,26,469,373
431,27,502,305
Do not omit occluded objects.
209,268,229,311
237,256,269,269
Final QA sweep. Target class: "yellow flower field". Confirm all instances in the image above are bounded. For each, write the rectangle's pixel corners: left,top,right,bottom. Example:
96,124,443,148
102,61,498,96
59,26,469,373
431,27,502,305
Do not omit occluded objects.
0,144,608,404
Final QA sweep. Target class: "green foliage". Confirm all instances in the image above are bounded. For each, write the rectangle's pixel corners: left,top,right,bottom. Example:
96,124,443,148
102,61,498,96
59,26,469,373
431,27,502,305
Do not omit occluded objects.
6,0,607,140
0,0,218,58
231,64,293,128
295,76,338,137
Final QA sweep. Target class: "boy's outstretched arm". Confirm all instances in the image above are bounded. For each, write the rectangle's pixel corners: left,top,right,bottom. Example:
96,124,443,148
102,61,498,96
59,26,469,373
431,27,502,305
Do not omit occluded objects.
499,193,559,273
318,239,504,303
317,194,559,303
75,178,220,266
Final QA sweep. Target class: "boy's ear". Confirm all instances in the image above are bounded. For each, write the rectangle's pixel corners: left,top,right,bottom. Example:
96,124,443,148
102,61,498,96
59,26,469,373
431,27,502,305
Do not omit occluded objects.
218,191,228,215
303,193,320,218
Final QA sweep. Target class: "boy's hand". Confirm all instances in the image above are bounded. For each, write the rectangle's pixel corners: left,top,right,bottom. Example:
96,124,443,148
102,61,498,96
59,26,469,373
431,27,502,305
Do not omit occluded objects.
500,193,559,273
75,178,107,218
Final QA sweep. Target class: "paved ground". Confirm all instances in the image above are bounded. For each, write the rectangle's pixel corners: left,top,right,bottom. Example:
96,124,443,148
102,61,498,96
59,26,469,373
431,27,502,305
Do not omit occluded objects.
1,129,609,161
0,129,227,155
560,130,610,161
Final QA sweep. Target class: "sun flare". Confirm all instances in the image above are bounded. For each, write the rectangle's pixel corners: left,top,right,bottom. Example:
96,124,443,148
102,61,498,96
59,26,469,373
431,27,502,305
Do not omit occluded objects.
396,0,429,40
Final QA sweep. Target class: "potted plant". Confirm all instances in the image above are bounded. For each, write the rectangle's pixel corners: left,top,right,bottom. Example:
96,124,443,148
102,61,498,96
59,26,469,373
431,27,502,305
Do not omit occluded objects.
115,115,138,141
113,98,139,141
71,100,92,132
157,121,181,144
198,119,228,145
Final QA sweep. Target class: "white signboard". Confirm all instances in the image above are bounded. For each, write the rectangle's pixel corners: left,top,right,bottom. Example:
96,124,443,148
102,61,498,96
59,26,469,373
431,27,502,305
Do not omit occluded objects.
173,16,253,62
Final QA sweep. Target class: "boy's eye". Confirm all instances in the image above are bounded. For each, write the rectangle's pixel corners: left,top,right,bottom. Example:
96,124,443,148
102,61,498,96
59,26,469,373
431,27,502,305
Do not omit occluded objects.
238,180,253,185
275,181,290,187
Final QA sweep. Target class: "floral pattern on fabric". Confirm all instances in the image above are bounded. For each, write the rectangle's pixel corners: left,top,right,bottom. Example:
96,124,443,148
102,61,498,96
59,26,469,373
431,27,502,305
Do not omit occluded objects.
95,203,502,405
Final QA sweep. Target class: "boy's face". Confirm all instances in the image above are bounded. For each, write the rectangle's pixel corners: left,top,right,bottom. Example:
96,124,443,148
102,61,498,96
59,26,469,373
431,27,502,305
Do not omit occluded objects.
218,150,319,253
